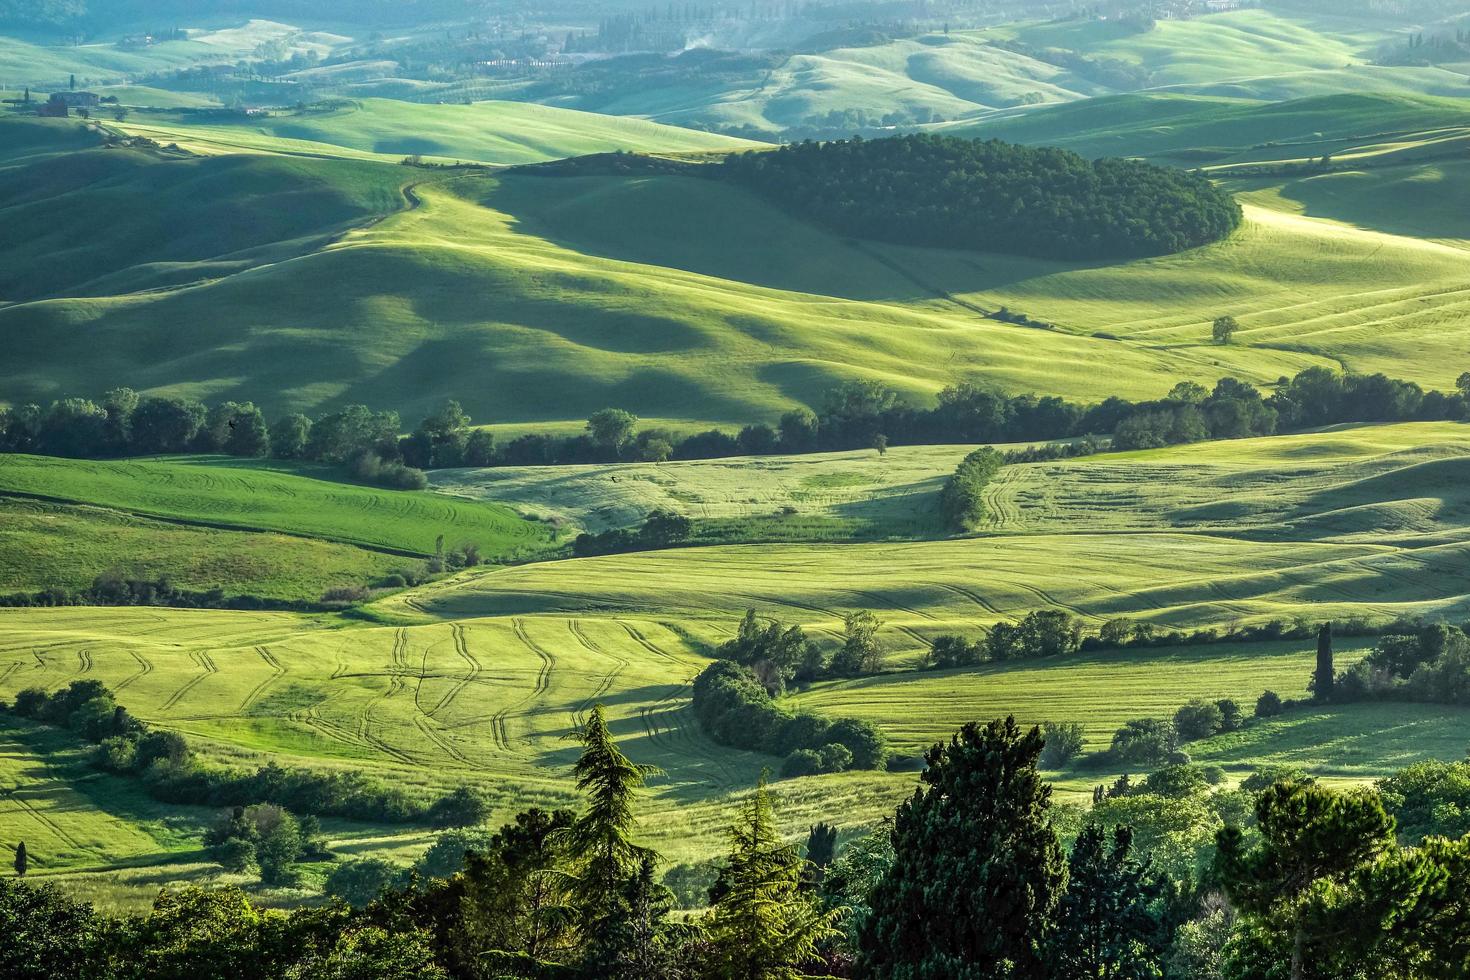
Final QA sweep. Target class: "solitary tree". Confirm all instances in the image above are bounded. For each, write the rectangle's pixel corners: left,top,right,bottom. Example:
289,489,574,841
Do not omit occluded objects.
586,409,638,454
859,716,1065,979
1212,315,1240,345
13,841,26,877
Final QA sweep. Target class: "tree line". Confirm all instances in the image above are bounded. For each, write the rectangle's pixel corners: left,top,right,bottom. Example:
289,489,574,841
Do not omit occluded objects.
7,370,1467,480
720,133,1244,260
3,680,478,825
6,710,1470,978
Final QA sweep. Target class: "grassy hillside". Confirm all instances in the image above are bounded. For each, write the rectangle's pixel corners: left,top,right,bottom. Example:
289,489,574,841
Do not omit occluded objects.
0,454,555,559
0,497,404,600
114,99,766,166
0,21,346,89
950,92,1470,165
0,138,406,301
433,443,981,538
0,161,1343,425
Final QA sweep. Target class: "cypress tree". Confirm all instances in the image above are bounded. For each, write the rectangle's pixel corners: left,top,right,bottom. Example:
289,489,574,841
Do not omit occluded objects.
1314,622,1334,700
858,716,1065,979
13,841,26,877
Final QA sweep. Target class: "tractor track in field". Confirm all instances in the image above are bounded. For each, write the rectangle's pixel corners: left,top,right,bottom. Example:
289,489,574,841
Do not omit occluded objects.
1,789,87,851
352,630,420,766
428,623,483,717
386,628,409,698
843,588,943,623
619,623,737,784
76,650,93,674
568,620,627,727
937,583,1005,617
0,661,22,688
477,619,555,749
160,650,217,712
414,714,472,766
239,646,285,712
113,651,154,691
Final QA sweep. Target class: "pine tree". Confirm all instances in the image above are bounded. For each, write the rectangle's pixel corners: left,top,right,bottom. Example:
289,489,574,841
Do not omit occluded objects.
1048,824,1167,979
858,716,1065,979
706,777,842,979
1215,781,1432,980
563,704,660,967
13,841,26,877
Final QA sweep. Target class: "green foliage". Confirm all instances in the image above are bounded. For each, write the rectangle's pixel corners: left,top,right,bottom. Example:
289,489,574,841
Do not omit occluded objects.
285,926,447,980
324,859,408,909
1110,718,1179,767
1049,825,1168,980
1174,699,1226,742
1377,759,1470,843
1215,781,1418,978
1040,721,1087,769
457,807,577,963
705,777,841,979
426,785,490,829
939,447,1004,532
1212,316,1240,345
417,828,498,879
563,704,659,962
723,134,1242,260
0,877,99,980
830,610,883,677
859,716,1065,979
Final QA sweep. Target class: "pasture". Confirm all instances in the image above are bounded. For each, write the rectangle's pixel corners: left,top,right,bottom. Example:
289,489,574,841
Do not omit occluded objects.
0,454,556,559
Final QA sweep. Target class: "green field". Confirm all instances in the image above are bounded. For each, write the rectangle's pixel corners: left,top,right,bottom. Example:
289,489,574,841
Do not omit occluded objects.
114,99,765,165
0,454,556,560
0,497,404,600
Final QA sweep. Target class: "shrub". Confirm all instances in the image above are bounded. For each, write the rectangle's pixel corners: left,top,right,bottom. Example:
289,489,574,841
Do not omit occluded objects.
1109,718,1177,766
1173,699,1224,741
426,785,490,829
326,859,407,908
782,749,824,779
818,743,854,773
418,829,497,879
1039,721,1085,769
1254,690,1285,718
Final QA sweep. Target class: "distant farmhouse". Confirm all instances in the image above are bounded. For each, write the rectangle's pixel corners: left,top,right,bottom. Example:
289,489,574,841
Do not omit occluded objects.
38,91,100,117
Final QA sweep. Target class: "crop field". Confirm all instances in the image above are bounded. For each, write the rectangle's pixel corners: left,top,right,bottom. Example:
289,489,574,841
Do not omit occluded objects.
5,599,1461,892
0,454,556,560
432,443,985,537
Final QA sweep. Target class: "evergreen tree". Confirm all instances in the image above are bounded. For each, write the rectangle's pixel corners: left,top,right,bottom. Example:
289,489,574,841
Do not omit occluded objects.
563,704,660,968
1215,781,1435,980
858,716,1064,979
706,777,842,979
14,840,27,877
1314,622,1334,700
1048,824,1167,979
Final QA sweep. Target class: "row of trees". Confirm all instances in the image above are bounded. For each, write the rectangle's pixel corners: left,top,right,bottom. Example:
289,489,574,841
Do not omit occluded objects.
10,370,1468,478
3,680,480,825
1322,622,1470,706
7,712,1470,977
720,133,1244,260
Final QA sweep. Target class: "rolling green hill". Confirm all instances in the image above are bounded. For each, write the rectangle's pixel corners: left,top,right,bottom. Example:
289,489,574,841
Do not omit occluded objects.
0,454,556,559
949,92,1470,167
114,99,766,166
